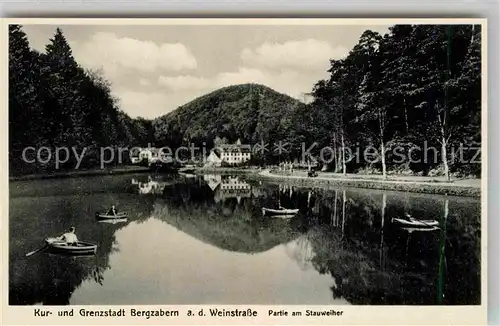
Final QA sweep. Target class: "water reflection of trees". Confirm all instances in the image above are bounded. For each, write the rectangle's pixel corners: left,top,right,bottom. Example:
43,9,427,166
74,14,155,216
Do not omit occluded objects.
153,180,302,253
176,177,479,305
155,180,480,305
284,236,314,271
10,174,481,306
287,187,481,305
155,178,478,304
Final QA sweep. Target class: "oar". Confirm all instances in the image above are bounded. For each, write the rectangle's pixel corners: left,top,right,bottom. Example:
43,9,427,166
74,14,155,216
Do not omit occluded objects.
26,245,47,257
419,220,438,228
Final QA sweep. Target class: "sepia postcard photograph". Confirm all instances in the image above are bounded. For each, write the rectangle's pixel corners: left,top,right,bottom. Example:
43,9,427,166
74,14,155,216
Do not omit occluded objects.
2,18,487,325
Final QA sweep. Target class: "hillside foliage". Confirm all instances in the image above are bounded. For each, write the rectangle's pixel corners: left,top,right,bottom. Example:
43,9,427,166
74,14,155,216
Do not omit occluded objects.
153,83,306,162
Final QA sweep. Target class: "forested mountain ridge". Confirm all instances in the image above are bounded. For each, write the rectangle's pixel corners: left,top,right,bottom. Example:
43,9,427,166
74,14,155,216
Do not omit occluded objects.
152,83,306,151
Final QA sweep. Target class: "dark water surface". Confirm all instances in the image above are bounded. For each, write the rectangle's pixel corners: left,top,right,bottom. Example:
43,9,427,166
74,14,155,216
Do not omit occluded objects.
9,173,481,305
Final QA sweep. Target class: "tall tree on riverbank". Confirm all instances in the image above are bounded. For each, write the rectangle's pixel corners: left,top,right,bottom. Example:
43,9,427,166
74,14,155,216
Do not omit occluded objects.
8,25,153,175
311,24,482,177
43,28,91,149
353,30,389,177
9,25,43,152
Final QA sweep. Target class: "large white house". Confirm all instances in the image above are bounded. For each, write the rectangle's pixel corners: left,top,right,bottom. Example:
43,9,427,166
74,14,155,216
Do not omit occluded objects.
215,139,252,166
204,139,252,167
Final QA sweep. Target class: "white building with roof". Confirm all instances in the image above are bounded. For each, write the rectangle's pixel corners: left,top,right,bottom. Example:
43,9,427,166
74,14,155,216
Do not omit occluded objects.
216,139,252,165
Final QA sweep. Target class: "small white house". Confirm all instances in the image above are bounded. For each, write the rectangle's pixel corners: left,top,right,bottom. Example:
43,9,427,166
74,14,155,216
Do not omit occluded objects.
204,150,223,167
139,148,159,162
133,148,173,165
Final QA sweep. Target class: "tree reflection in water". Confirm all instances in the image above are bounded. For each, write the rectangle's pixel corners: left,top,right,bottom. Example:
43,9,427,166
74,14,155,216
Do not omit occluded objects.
293,187,480,305
9,174,480,305
9,178,156,305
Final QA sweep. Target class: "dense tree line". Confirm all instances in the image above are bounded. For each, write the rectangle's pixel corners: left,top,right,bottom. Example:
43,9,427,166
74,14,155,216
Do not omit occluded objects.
9,25,154,175
10,24,481,178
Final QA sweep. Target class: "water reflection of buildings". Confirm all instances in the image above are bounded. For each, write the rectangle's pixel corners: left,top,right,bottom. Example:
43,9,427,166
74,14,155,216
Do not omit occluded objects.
203,174,222,191
203,174,253,203
131,176,170,195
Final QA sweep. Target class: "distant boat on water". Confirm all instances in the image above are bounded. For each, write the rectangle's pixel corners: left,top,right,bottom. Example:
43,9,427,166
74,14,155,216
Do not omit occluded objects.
262,207,299,216
391,214,439,228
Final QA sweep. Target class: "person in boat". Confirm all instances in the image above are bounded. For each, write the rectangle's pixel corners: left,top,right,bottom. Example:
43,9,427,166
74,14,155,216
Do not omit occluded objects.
107,205,118,216
404,213,415,222
57,227,78,246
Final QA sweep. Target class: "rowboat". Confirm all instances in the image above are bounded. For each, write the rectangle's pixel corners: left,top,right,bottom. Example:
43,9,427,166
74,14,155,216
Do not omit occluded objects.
391,217,439,228
44,238,97,255
95,212,127,220
401,226,440,233
262,207,299,216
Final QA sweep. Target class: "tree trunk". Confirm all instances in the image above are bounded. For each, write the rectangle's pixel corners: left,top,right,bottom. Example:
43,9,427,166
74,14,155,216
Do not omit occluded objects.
341,131,347,175
333,190,338,226
379,109,387,178
340,103,347,175
404,98,409,133
441,135,450,181
437,112,450,181
381,140,387,178
332,133,338,172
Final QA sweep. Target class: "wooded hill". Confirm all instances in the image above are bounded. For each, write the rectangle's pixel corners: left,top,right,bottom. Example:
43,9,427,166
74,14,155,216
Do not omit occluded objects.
9,24,482,178
152,83,306,161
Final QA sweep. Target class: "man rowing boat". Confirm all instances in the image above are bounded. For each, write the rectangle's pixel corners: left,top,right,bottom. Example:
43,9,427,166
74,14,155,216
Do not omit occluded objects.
404,213,416,222
56,227,78,246
107,205,118,216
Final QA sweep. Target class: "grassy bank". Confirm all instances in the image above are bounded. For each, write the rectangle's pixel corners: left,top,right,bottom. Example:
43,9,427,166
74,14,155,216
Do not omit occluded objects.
249,170,481,198
9,165,151,181
10,165,482,198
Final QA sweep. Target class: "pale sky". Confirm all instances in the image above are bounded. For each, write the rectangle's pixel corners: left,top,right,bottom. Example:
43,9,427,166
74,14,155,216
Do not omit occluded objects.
22,23,391,119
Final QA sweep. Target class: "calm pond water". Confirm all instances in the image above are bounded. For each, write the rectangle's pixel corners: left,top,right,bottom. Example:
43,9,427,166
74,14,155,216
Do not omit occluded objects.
9,173,481,305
